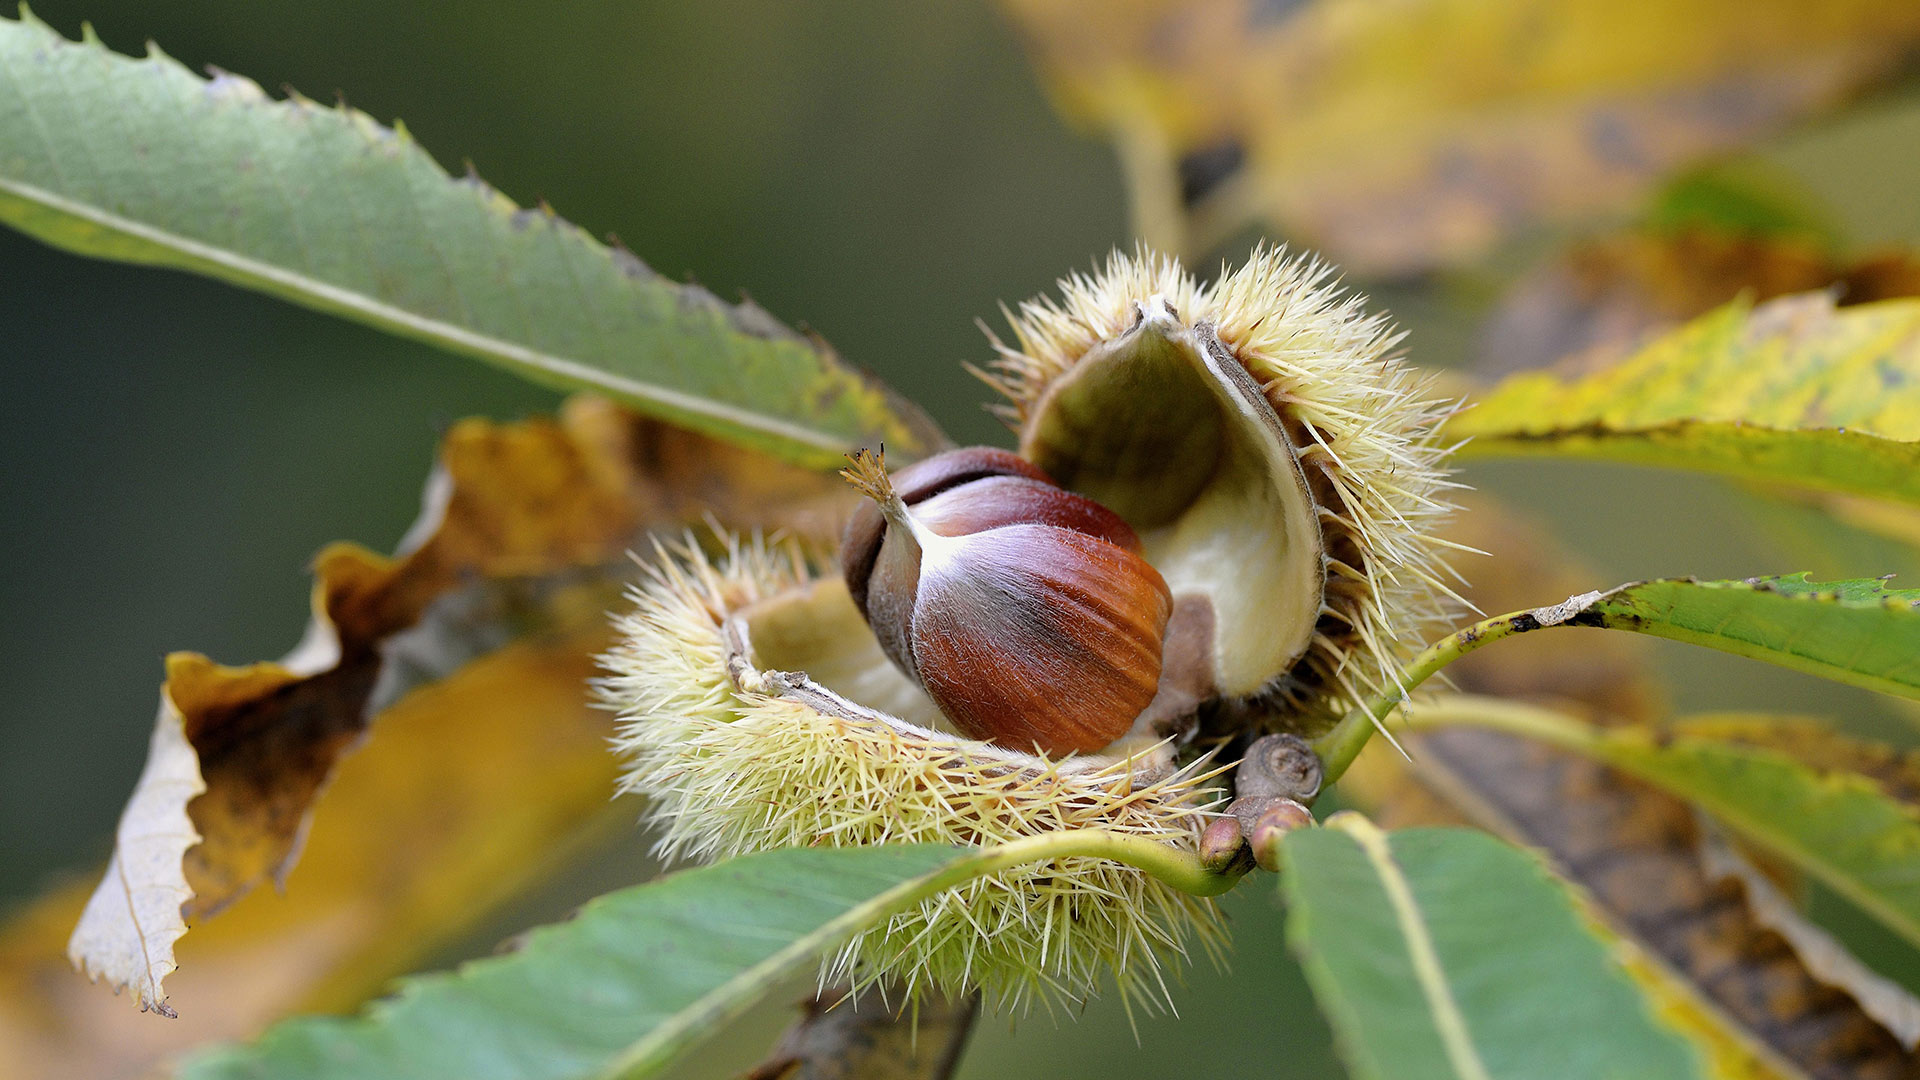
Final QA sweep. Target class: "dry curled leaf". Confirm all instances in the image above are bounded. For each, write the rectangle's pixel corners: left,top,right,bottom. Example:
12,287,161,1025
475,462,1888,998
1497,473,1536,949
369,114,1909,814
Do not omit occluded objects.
65,698,203,1021
59,397,845,1020
5,623,622,1079
1698,824,1920,1052
1002,0,1920,272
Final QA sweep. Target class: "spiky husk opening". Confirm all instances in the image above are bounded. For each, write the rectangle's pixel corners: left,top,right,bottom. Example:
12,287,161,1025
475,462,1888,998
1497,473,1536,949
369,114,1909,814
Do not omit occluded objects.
597,535,1227,1013
983,246,1465,725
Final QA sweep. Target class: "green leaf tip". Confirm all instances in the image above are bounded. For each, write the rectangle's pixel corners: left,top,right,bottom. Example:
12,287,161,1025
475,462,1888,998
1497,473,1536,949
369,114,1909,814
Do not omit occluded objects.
0,12,945,467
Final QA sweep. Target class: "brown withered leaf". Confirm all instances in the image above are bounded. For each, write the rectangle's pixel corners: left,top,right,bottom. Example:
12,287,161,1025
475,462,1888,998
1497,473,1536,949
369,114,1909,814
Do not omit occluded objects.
1698,825,1920,1051
65,697,203,1020
61,396,846,1019
1001,0,1920,272
1480,230,1920,376
5,621,624,1079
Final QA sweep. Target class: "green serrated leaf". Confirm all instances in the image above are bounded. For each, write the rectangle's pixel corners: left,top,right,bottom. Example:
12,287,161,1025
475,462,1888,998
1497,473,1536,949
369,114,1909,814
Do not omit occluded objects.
1315,575,1920,786
1573,575,1920,701
177,844,966,1080
1452,293,1920,505
0,10,942,468
1280,815,1704,1080
170,827,1233,1080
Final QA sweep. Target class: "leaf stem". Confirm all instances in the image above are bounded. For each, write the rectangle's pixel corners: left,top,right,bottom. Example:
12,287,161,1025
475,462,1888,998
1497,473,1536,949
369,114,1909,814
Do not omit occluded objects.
949,829,1250,899
1312,601,1592,786
1397,693,1602,747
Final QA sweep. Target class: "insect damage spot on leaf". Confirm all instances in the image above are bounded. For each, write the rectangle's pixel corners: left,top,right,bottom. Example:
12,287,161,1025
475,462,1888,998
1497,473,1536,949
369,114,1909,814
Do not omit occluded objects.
1530,590,1605,627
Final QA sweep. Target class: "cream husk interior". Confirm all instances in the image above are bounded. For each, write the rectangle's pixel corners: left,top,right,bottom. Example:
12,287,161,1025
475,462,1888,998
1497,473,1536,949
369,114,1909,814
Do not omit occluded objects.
732,576,951,732
1019,301,1324,700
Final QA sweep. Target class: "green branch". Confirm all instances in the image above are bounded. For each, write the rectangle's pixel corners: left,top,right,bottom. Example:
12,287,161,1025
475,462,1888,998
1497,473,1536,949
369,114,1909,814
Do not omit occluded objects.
1312,593,1602,785
962,830,1250,899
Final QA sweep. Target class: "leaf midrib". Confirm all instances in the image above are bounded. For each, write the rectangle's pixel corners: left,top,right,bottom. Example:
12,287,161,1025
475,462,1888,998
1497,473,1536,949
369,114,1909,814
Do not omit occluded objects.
0,173,855,457
1339,817,1493,1080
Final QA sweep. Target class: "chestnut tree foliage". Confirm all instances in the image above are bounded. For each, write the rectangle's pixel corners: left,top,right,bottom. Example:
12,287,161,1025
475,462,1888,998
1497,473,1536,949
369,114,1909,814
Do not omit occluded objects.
7,2,1920,1078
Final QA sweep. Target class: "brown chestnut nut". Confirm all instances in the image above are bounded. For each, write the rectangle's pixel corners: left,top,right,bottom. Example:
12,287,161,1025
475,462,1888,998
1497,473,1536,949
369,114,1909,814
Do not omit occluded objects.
840,447,1171,754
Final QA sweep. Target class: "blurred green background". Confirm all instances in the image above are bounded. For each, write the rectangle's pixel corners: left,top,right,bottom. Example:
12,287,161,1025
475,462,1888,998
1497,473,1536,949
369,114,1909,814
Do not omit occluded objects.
6,1,1920,1075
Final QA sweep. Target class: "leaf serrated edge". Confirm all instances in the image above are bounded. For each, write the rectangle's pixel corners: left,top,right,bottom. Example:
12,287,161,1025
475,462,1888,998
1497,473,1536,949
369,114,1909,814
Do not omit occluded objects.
0,7,942,465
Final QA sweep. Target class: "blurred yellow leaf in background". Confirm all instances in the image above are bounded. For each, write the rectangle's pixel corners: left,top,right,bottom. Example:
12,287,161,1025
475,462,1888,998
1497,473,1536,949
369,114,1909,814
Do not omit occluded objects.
1003,0,1920,272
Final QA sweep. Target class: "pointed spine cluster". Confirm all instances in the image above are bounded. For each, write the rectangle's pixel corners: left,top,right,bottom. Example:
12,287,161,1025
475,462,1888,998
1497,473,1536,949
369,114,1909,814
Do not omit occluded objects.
598,535,1225,1013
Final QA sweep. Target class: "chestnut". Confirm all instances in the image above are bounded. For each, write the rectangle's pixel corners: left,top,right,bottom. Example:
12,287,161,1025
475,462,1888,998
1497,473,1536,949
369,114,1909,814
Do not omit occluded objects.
840,447,1171,754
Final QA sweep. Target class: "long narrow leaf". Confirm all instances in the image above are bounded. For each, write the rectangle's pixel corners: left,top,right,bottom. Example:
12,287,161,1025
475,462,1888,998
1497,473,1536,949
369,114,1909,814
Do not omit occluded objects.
175,829,1219,1080
0,10,941,467
178,845,966,1080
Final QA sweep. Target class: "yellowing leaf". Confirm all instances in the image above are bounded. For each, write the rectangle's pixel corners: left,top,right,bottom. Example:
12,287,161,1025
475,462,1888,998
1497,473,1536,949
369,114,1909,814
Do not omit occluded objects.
1409,703,1920,954
1356,726,1916,1079
1338,511,1911,1079
1454,293,1920,506
1597,922,1803,1080
60,398,845,1019
1002,0,1920,272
